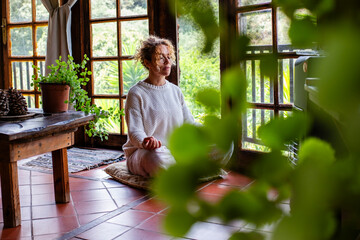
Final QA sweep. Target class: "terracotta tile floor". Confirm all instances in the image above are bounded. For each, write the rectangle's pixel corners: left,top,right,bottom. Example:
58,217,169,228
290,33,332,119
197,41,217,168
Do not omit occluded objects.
0,154,284,240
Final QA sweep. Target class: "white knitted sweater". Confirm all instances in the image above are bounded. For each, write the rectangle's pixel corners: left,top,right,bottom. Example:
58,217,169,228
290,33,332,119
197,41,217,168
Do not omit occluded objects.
123,80,195,157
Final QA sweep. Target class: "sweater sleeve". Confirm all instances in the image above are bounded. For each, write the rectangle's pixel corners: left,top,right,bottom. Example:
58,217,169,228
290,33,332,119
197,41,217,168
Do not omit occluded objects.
179,90,196,124
125,90,147,149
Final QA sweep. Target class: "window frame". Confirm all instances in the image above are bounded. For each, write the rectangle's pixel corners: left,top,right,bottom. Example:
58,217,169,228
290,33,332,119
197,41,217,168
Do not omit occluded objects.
220,0,316,152
1,0,47,107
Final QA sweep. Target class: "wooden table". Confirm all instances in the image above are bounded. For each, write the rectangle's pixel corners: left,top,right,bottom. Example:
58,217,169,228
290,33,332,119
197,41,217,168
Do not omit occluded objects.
0,110,94,228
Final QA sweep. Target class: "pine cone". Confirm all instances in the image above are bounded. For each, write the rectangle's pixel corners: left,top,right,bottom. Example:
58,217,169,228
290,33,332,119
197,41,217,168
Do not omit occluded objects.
0,89,9,116
8,88,28,116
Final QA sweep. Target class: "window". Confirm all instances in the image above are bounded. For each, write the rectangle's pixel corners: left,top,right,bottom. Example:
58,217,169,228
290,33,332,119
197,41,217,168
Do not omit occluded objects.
84,0,149,137
178,0,220,123
2,0,48,108
231,1,317,151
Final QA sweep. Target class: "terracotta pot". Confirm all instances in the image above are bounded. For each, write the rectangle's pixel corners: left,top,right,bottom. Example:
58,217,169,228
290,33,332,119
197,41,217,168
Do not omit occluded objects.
40,83,70,113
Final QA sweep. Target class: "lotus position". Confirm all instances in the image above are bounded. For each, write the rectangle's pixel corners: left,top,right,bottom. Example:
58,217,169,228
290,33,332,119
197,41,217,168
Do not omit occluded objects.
123,36,195,178
123,36,233,178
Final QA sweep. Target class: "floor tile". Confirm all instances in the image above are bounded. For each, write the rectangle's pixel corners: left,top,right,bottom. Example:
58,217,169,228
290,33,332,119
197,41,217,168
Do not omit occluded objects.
133,198,168,213
197,192,224,204
31,174,54,185
73,199,117,215
78,213,106,225
76,222,130,240
32,216,79,236
214,172,254,189
75,168,109,179
107,209,154,227
107,187,145,200
31,184,54,195
71,189,112,202
70,179,105,191
199,183,235,196
19,185,31,196
21,207,31,221
136,214,166,233
0,220,32,239
33,233,64,240
32,203,76,219
20,195,31,207
102,180,127,188
32,193,56,206
114,228,172,240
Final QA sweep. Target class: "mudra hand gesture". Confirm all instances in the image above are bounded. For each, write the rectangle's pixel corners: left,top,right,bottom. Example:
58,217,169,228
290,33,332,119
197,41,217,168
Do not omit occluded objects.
142,136,162,150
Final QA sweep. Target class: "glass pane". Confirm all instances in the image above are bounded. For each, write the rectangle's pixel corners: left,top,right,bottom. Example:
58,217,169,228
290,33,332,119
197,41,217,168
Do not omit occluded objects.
122,60,147,95
10,0,32,23
277,8,291,48
36,0,48,21
93,61,119,95
90,0,116,19
94,99,121,134
36,26,48,56
238,10,272,48
120,0,147,16
11,61,34,91
10,27,33,56
92,22,117,57
242,108,273,151
245,60,273,104
237,0,271,7
278,59,295,104
179,7,220,123
123,99,128,134
22,94,35,108
121,20,149,55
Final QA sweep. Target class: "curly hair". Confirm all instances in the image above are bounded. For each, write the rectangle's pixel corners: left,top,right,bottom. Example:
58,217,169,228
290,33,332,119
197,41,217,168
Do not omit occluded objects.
134,35,176,70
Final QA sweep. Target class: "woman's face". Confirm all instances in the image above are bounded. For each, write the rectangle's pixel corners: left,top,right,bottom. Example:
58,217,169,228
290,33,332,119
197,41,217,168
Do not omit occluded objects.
147,44,172,77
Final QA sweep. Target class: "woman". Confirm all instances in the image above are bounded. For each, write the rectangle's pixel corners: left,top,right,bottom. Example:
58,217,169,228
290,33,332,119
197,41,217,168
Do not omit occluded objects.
123,36,195,178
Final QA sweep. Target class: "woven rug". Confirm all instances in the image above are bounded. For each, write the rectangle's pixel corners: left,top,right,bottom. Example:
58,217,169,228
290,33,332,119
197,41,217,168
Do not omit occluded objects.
18,147,125,173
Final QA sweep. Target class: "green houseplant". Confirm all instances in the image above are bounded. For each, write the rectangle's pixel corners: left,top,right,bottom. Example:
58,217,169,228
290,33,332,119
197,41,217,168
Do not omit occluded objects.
32,55,122,141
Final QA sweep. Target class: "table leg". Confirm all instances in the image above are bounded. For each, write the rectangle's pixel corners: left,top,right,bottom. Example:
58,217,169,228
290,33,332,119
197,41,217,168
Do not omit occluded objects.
0,161,21,228
51,148,70,203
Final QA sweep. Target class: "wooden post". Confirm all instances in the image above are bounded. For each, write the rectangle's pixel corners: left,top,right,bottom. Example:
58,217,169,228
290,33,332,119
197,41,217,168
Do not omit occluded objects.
0,162,21,228
52,148,70,203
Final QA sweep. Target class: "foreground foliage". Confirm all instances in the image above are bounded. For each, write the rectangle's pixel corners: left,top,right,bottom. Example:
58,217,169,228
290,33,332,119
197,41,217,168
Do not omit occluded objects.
153,0,360,239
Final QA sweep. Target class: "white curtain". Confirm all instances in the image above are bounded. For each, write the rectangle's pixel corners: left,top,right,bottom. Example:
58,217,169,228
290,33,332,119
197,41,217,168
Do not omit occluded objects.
41,0,78,75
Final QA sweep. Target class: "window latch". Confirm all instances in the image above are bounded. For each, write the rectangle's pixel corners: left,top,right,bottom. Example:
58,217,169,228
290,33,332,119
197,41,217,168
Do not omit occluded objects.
1,18,6,45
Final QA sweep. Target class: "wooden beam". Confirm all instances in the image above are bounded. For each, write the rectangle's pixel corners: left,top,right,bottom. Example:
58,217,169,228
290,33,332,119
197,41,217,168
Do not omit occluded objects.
151,0,179,85
52,148,70,203
0,161,21,228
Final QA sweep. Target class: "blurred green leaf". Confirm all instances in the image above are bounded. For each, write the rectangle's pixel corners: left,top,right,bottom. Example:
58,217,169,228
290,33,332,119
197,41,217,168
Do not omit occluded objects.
152,164,198,206
260,54,278,77
273,0,303,18
169,124,210,163
229,231,265,240
272,212,336,240
222,67,248,114
196,88,220,111
288,17,317,48
216,189,281,225
163,206,196,236
258,112,310,150
297,137,335,166
317,26,360,117
252,151,293,186
203,114,237,153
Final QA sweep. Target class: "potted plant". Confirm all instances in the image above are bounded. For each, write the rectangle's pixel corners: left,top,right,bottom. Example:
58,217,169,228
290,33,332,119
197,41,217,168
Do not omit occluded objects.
32,55,122,141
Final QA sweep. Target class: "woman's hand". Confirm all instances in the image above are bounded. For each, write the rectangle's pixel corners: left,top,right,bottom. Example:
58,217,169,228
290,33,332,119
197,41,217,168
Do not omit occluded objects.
142,136,162,150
